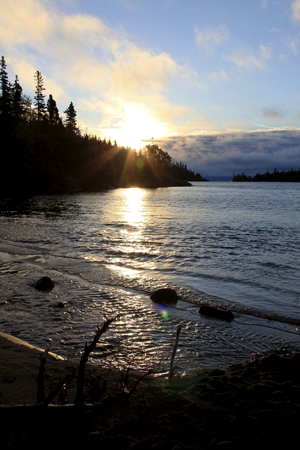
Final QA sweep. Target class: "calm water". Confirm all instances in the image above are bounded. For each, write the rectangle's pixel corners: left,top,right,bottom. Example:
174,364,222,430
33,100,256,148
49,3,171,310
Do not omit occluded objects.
0,182,300,374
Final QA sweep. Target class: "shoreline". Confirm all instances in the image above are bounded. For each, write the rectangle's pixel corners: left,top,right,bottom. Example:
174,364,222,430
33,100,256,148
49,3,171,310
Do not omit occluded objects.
1,331,300,448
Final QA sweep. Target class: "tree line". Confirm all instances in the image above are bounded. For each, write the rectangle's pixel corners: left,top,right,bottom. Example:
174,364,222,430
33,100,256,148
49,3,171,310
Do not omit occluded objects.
0,56,206,195
232,168,300,182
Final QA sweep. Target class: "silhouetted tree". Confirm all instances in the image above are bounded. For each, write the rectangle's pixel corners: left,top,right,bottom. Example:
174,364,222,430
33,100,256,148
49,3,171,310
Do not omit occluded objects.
47,94,60,125
64,101,77,131
34,70,46,120
0,56,12,119
12,75,23,120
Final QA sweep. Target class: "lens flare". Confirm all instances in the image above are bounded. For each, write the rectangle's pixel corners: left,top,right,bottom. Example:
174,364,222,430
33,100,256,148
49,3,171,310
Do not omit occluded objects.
158,304,169,321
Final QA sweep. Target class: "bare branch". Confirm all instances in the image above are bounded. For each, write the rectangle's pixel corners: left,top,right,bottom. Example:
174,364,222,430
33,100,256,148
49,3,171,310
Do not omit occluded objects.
43,367,77,406
75,317,116,406
124,370,152,401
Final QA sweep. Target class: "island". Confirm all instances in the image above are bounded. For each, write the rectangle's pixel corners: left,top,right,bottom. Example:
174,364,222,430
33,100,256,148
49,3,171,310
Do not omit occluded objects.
232,168,300,182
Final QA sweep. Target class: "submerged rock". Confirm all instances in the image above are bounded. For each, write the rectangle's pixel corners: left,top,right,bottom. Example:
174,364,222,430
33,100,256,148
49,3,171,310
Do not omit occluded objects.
34,276,55,291
150,288,178,304
54,301,66,308
199,305,234,321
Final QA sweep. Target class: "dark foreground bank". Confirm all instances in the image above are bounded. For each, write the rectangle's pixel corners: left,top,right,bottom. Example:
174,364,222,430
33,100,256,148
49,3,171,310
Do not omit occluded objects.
1,333,300,449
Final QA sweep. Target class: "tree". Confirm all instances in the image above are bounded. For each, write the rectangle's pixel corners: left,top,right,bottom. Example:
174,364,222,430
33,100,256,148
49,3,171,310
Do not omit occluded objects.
47,94,60,125
34,70,46,120
144,144,172,168
12,75,23,120
0,56,12,118
64,101,77,131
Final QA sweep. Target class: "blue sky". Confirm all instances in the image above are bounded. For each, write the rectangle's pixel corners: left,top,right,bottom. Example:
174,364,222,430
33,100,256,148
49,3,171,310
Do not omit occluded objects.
1,0,300,178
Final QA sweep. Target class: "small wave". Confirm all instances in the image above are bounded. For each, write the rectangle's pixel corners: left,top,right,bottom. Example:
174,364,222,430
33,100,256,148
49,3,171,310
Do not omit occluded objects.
106,249,157,258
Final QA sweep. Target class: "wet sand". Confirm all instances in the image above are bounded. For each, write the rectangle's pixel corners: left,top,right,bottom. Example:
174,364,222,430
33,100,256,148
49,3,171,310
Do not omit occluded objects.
1,332,300,449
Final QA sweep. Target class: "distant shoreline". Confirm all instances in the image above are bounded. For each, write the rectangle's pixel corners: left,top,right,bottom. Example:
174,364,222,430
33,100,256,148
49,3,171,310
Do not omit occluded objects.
232,168,300,182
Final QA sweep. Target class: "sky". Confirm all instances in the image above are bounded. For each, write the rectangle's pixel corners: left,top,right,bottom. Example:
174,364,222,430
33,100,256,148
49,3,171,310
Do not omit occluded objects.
0,0,300,179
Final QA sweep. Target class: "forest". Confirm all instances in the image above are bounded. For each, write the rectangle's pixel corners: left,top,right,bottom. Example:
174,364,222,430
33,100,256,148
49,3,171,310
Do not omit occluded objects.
0,56,206,196
232,168,300,182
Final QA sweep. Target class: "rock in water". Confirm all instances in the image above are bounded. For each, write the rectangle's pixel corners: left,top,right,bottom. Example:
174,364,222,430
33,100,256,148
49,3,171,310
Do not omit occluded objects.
34,276,55,291
199,305,234,321
150,288,178,304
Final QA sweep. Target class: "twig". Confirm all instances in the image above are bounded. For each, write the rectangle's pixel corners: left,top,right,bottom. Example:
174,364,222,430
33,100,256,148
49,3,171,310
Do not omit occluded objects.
169,325,181,382
124,370,152,401
121,367,131,396
75,317,115,406
43,367,77,406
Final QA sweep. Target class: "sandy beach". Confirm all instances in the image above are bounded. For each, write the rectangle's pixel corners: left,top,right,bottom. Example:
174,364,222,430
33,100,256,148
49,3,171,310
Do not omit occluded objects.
1,331,300,449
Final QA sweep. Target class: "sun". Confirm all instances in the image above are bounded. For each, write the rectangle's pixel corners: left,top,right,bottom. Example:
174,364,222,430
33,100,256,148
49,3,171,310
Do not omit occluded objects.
116,106,166,149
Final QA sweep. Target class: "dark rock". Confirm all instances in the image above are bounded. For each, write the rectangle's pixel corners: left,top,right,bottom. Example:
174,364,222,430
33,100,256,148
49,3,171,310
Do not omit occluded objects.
199,305,234,321
150,288,178,304
34,276,55,291
55,302,66,308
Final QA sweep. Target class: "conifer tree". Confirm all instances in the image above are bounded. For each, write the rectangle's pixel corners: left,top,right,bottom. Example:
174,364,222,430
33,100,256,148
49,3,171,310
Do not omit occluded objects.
64,101,77,131
47,94,60,125
0,56,12,118
34,70,46,120
12,75,23,119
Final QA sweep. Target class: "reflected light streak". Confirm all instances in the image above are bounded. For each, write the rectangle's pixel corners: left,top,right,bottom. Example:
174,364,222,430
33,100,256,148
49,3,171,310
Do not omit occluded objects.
105,264,139,279
123,188,146,225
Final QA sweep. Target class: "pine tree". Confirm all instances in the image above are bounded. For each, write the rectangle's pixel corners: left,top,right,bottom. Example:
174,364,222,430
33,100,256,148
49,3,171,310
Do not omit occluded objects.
47,94,60,125
12,75,23,119
34,70,46,120
0,56,12,118
64,101,77,131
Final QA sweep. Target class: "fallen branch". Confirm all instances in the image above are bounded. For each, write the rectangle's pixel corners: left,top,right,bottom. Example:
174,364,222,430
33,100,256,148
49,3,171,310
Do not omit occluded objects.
75,317,116,406
169,325,181,382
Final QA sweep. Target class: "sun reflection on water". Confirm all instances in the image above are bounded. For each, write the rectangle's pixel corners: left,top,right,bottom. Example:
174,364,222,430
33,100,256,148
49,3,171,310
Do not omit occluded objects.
107,188,149,279
123,188,146,225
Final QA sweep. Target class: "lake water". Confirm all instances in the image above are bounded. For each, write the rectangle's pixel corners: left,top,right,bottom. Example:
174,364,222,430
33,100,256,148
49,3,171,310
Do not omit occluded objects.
0,182,300,375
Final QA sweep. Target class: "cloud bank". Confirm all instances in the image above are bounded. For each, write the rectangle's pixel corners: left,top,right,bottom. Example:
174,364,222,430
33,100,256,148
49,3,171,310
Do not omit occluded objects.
156,129,300,179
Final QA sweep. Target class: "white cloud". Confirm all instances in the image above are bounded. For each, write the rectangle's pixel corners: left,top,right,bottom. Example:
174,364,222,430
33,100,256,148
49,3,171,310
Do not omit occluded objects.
224,43,272,71
260,0,267,10
0,0,208,141
285,36,299,56
208,70,229,82
211,104,222,112
292,0,300,21
225,51,266,71
116,0,137,10
259,44,272,60
195,25,229,54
